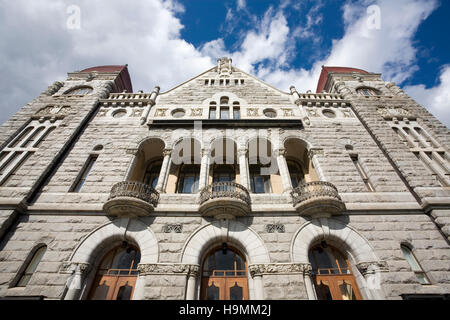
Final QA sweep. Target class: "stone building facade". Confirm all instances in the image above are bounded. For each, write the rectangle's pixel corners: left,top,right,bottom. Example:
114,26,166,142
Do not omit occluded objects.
0,59,449,300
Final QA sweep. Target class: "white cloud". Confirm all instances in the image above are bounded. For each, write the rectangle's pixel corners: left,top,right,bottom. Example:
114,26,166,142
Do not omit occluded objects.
0,0,448,127
404,65,450,128
237,0,246,11
0,0,214,124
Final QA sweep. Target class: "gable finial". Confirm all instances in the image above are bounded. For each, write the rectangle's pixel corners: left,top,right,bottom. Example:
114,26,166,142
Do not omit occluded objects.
217,57,232,77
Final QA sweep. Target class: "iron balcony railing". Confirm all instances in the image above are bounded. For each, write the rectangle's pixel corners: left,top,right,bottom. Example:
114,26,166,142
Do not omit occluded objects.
291,181,342,206
200,182,251,206
109,181,159,207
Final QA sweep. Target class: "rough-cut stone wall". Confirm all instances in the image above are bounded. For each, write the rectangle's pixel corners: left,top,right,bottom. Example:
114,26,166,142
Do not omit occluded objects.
1,213,449,299
0,63,449,300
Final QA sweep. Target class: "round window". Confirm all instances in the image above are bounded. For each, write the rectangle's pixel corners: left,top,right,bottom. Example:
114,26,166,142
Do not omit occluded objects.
263,109,277,118
112,110,127,118
172,109,186,118
322,109,336,118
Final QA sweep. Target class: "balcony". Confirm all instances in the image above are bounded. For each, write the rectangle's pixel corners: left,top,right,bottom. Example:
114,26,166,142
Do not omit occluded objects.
103,181,159,217
291,181,345,216
199,182,251,218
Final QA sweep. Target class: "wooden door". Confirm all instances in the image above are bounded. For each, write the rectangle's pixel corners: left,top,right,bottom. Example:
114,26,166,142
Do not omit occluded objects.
200,246,249,300
89,275,137,300
314,275,362,300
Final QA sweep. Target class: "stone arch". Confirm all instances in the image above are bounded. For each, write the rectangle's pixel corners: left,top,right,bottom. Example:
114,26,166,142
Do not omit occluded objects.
291,218,377,264
281,135,315,151
181,220,270,265
291,217,386,300
70,217,159,265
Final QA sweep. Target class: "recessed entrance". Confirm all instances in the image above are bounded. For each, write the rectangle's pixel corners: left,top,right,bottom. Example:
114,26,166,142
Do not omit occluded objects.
88,244,140,300
200,245,249,300
309,243,362,300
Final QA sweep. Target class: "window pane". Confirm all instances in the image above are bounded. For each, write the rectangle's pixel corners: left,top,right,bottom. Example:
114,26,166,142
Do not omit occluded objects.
209,108,216,119
233,109,240,119
338,280,357,300
220,108,229,119
251,175,266,193
401,246,421,271
214,250,234,271
16,246,46,287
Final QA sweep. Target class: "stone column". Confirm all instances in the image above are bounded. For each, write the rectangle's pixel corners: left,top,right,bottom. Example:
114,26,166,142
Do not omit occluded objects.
125,149,142,181
185,265,200,300
302,264,316,300
276,148,293,193
63,262,91,300
133,274,146,300
238,148,250,190
199,148,211,191
356,261,388,300
308,148,326,182
155,148,173,192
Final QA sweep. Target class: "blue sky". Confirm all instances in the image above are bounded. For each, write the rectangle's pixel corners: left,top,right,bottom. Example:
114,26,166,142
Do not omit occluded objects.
0,0,449,126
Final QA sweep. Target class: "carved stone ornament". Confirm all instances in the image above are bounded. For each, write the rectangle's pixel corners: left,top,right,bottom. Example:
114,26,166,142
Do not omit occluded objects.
248,263,312,277
265,224,285,233
163,224,183,233
137,263,200,276
60,261,91,275
377,107,412,119
356,261,389,275
35,105,71,119
131,108,144,117
190,108,203,117
282,108,294,117
306,108,319,117
342,109,354,118
217,57,233,77
44,81,64,96
154,108,168,117
247,108,259,117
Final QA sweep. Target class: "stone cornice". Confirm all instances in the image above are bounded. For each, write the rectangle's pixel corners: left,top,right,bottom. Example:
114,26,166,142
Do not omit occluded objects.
60,261,91,275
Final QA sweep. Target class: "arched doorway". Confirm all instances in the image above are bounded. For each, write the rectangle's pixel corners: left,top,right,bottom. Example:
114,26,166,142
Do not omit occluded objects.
200,244,248,300
88,243,141,300
309,242,362,300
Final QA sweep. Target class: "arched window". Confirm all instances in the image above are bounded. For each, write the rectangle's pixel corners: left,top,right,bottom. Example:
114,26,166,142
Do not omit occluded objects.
309,243,362,300
15,245,47,287
201,245,248,300
64,86,93,96
88,244,141,300
220,97,229,119
144,160,162,189
249,164,271,193
400,244,430,284
287,160,304,188
356,87,379,96
209,102,217,119
177,164,200,193
213,164,236,183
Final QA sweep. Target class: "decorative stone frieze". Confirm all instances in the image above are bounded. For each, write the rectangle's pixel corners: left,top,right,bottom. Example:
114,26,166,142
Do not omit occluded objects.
247,108,259,117
59,261,91,275
137,263,200,276
34,105,71,120
377,106,412,120
356,261,389,275
248,263,312,277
